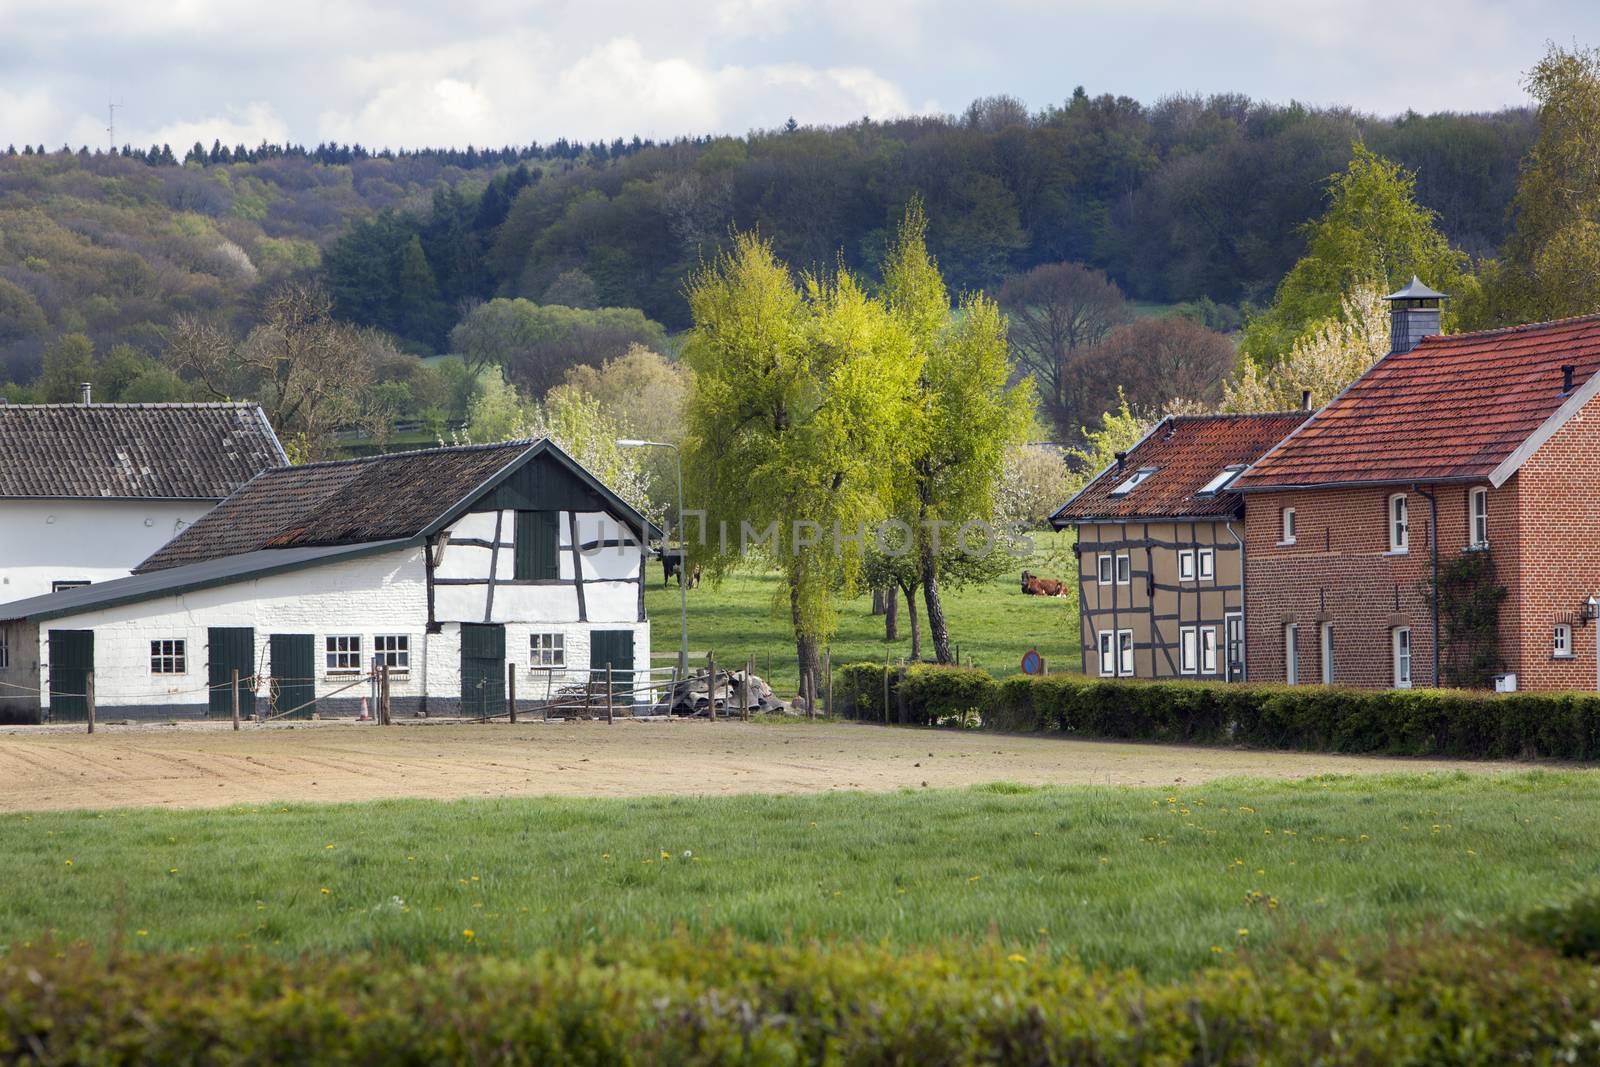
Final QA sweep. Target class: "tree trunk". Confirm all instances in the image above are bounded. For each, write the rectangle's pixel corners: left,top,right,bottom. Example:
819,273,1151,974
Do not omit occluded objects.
885,585,900,641
871,587,888,616
921,538,953,664
789,580,821,702
902,581,921,662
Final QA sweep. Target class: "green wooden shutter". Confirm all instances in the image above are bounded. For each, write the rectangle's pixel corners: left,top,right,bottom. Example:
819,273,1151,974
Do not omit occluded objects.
515,510,560,580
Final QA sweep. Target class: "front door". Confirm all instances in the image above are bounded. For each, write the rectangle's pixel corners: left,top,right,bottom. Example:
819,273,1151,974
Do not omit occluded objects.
208,627,256,717
269,634,316,720
47,629,93,722
1224,613,1244,682
589,630,635,710
461,623,505,718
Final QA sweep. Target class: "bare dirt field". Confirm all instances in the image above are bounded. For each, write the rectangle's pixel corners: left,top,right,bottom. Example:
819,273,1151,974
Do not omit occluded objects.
0,718,1544,814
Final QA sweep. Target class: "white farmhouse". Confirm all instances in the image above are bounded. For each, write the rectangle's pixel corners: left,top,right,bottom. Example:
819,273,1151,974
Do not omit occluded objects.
0,439,652,724
0,401,286,601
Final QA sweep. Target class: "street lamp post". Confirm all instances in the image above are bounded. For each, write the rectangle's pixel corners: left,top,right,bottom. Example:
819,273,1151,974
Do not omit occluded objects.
618,439,689,678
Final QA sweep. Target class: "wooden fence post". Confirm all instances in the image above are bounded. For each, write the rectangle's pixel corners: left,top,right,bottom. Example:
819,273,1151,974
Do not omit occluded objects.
380,665,392,726
743,656,753,721
85,670,95,735
824,652,833,719
507,664,517,724
231,668,240,731
708,653,717,721
882,653,889,724
605,662,614,724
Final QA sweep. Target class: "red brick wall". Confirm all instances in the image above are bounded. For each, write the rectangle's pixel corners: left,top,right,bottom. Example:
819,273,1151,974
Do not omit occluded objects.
1243,484,1512,688
1507,389,1600,692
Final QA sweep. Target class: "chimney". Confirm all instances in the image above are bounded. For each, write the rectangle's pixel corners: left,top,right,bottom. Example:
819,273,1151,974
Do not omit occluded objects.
79,382,92,405
1563,365,1576,394
1113,451,1127,472
1300,389,1313,412
1383,276,1446,355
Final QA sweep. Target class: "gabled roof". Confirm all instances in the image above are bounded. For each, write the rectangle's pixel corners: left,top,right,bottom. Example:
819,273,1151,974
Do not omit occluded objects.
136,438,653,573
0,402,286,500
1233,313,1600,492
0,541,410,624
1051,412,1311,526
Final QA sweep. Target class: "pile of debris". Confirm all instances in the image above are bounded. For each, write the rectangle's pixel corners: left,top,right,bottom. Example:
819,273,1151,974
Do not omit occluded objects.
664,666,790,717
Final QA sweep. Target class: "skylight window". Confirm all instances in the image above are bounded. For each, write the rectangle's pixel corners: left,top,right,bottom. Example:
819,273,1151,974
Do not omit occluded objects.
1197,464,1248,496
1109,466,1158,497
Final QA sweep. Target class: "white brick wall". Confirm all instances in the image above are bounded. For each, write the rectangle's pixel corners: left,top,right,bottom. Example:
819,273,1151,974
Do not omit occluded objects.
0,499,214,603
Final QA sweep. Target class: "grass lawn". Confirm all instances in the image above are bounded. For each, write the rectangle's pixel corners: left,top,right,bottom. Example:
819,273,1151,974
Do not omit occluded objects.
646,530,1079,695
5,771,1597,978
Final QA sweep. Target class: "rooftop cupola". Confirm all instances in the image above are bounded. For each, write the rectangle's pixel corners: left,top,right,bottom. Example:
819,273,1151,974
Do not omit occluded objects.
1383,276,1446,354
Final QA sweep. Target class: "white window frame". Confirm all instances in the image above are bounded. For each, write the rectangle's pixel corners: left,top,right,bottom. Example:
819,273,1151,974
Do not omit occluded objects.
1224,612,1244,681
1554,623,1574,660
1178,550,1196,582
1284,624,1300,685
1393,627,1412,689
373,634,410,672
149,638,187,675
1320,623,1335,685
1097,631,1116,677
1201,627,1218,674
1115,553,1131,586
325,634,363,674
1109,466,1158,497
1180,626,1198,674
1198,464,1247,496
1389,494,1409,554
1117,630,1134,676
1280,508,1297,546
1469,488,1489,549
1197,548,1215,581
1096,554,1113,586
531,632,566,668
52,580,89,593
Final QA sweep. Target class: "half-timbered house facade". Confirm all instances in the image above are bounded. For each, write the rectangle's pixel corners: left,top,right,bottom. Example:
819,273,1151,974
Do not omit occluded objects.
1051,412,1309,682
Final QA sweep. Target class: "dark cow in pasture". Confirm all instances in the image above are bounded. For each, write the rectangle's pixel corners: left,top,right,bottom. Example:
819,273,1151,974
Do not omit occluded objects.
661,549,702,588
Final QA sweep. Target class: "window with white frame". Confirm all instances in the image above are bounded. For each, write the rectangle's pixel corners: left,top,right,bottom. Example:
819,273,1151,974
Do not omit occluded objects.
1198,465,1248,496
531,632,565,667
1320,623,1335,684
1393,627,1412,689
374,634,410,671
1554,623,1574,659
325,635,362,673
1180,626,1198,673
1109,466,1158,497
1201,627,1218,674
1197,548,1215,581
1115,553,1132,585
1389,494,1409,553
1470,488,1489,549
1098,631,1116,677
1284,624,1299,685
1117,630,1134,676
1281,507,1297,545
1096,554,1113,585
52,580,89,593
1178,550,1196,581
149,639,186,674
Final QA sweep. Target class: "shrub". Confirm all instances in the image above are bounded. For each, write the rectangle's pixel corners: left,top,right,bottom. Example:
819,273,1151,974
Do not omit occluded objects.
1514,886,1600,960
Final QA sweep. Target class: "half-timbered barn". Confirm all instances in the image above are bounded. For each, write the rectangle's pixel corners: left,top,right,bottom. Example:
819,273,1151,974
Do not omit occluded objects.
0,439,652,723
1051,412,1309,682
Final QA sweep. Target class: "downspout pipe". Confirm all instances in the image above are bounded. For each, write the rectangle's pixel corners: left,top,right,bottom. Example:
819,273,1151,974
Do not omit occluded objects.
1226,518,1246,681
1414,485,1440,688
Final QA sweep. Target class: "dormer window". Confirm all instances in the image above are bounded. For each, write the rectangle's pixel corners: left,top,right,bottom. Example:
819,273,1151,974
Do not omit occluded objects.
1197,464,1247,496
1109,466,1158,497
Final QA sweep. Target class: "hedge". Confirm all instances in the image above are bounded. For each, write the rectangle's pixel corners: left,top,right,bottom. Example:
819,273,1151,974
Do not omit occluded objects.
838,664,1600,760
5,934,1599,1064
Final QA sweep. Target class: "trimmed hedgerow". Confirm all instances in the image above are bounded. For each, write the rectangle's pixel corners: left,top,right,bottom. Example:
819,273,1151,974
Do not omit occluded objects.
834,663,999,726
3,934,1599,1064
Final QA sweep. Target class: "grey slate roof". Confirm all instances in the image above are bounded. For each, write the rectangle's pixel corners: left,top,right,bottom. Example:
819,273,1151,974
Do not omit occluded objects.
0,403,286,500
0,541,411,623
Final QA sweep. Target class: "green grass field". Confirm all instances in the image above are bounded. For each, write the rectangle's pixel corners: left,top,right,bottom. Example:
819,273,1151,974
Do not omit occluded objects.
6,771,1596,979
646,531,1079,694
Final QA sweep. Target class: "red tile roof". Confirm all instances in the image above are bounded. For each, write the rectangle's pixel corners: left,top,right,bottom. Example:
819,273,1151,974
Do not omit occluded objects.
1233,313,1600,491
1051,412,1311,525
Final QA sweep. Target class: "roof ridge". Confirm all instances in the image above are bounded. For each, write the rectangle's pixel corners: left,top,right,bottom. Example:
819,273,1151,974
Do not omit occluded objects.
1166,411,1309,423
1422,310,1600,344
0,401,263,410
264,437,544,474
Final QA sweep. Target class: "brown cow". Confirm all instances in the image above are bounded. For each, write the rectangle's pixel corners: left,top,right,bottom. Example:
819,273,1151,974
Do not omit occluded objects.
1020,570,1068,597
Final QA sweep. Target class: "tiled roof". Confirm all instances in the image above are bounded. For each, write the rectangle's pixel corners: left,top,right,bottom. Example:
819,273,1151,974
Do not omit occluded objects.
1233,313,1600,491
137,441,535,572
0,403,285,499
1051,412,1311,525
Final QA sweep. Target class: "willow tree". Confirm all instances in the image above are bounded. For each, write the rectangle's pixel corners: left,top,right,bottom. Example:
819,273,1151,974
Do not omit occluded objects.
681,232,917,687
882,203,1035,664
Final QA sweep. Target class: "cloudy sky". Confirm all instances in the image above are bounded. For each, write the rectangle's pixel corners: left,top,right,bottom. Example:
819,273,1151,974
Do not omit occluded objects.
1,0,1592,150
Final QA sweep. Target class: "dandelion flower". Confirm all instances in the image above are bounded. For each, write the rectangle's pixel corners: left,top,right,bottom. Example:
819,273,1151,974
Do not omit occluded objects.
136,930,148,937
660,850,671,860
320,887,331,895
64,859,72,866
324,844,335,850
462,929,475,941
1007,953,1026,963
968,875,981,882
1237,927,1249,938
682,850,693,859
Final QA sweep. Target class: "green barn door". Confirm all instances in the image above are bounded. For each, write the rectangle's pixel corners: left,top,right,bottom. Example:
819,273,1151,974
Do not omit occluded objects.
461,623,505,718
589,630,634,710
269,634,315,720
207,627,256,718
47,629,94,722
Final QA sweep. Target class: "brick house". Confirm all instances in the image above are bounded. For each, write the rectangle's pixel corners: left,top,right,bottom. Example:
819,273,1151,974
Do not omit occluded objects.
1231,281,1600,692
1051,412,1309,681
